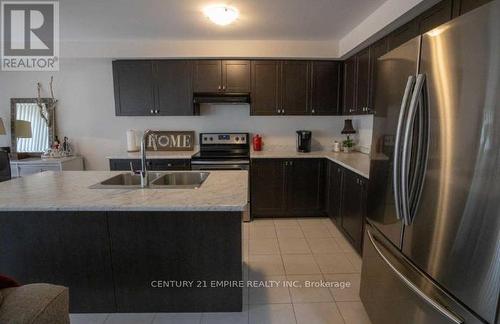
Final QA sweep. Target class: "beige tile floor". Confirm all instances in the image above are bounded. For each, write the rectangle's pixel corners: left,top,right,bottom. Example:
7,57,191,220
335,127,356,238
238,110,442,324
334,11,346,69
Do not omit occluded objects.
70,217,371,324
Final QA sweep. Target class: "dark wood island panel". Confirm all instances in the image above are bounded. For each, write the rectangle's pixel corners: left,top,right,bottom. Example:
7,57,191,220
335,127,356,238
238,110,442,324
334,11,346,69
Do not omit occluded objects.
108,211,242,312
0,210,242,313
0,211,115,312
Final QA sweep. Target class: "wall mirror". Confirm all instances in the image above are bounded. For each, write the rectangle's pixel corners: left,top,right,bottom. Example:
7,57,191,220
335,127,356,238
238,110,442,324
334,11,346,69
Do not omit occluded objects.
10,98,56,155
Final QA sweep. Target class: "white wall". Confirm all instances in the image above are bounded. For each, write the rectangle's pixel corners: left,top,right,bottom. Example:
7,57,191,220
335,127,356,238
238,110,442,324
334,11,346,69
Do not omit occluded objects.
0,58,372,170
62,40,339,59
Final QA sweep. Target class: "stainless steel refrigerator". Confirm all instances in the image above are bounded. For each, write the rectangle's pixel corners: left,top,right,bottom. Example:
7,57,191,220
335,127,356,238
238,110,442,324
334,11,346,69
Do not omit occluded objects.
360,1,500,323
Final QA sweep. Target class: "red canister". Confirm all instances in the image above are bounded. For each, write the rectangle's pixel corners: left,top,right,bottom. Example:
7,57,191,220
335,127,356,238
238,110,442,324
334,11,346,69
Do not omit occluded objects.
252,134,263,151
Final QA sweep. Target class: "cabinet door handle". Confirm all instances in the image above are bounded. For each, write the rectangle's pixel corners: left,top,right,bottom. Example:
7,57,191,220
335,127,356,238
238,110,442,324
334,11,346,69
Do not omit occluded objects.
289,161,293,166
311,109,315,114
281,108,285,115
284,161,288,166
156,109,160,114
150,109,154,114
222,85,226,91
277,109,281,114
218,85,222,90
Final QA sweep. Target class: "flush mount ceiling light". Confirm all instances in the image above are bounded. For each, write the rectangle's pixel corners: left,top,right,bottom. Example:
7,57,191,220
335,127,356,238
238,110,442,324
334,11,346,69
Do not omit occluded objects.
204,5,239,26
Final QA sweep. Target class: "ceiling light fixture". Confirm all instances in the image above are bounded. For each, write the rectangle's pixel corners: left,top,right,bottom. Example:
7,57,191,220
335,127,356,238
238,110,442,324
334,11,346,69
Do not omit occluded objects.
204,5,239,26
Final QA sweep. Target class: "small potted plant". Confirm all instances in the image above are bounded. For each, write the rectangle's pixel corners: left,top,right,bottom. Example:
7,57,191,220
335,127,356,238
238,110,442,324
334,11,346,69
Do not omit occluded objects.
342,138,355,153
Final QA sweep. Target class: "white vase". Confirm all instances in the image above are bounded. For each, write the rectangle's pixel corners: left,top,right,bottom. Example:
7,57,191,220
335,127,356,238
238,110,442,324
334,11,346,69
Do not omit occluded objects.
343,146,352,153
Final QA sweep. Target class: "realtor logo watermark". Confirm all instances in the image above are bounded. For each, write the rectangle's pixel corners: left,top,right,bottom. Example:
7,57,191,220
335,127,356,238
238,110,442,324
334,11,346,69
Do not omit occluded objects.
1,1,59,71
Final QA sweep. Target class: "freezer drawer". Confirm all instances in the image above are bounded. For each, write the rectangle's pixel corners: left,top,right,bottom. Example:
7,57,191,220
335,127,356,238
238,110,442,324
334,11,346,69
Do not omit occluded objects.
360,223,482,324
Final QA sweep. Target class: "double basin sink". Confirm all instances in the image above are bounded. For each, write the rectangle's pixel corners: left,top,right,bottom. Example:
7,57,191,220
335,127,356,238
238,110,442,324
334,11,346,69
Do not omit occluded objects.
90,171,209,189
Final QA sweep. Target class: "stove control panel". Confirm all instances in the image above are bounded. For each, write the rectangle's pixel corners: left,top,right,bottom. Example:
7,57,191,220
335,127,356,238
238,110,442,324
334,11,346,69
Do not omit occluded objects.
200,133,248,145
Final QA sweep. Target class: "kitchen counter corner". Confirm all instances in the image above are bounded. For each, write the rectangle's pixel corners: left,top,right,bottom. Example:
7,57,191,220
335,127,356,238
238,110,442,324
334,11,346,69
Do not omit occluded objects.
250,150,370,178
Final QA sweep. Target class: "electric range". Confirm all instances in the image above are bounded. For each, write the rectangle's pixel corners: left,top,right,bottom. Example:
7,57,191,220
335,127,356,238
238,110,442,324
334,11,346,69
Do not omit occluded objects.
191,132,250,170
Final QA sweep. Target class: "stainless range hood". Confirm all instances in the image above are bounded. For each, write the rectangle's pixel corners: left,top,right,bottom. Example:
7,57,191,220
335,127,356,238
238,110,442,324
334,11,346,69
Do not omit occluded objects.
193,93,250,105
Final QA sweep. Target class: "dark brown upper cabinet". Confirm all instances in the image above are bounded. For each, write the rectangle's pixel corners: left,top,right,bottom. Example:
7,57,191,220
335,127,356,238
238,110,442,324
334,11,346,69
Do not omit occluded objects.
369,37,389,110
417,0,453,34
251,60,340,116
280,61,310,115
250,61,281,115
113,61,155,116
343,49,371,116
355,48,371,114
343,56,357,115
155,60,193,116
310,61,342,115
113,60,193,116
193,60,250,93
385,0,452,52
453,0,492,17
193,60,222,92
223,60,251,92
387,19,419,52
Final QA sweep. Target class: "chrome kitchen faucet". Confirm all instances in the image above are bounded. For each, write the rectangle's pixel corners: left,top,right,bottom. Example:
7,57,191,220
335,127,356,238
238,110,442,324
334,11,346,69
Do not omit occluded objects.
140,129,153,188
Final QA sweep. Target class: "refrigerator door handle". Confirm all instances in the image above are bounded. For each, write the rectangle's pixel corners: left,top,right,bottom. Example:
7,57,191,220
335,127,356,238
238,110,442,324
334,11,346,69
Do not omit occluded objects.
393,76,416,225
409,75,430,223
366,229,464,324
401,74,426,225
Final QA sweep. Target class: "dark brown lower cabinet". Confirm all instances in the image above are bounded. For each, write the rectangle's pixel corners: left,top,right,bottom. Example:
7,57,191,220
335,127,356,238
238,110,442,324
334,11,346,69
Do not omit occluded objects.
109,159,191,171
250,158,367,253
326,161,343,223
250,159,287,216
287,159,325,216
324,160,368,254
339,169,367,253
251,158,325,218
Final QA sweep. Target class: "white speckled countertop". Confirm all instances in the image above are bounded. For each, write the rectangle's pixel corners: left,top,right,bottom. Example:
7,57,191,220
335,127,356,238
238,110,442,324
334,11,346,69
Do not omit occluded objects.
251,150,370,178
0,171,248,212
106,151,198,159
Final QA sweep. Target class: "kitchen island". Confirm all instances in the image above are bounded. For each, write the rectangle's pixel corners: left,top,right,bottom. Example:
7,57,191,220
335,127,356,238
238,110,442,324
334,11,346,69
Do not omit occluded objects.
0,171,248,313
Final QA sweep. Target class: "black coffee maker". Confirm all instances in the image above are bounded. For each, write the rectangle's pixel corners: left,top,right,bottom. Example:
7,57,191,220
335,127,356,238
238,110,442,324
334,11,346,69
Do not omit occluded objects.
296,130,312,153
